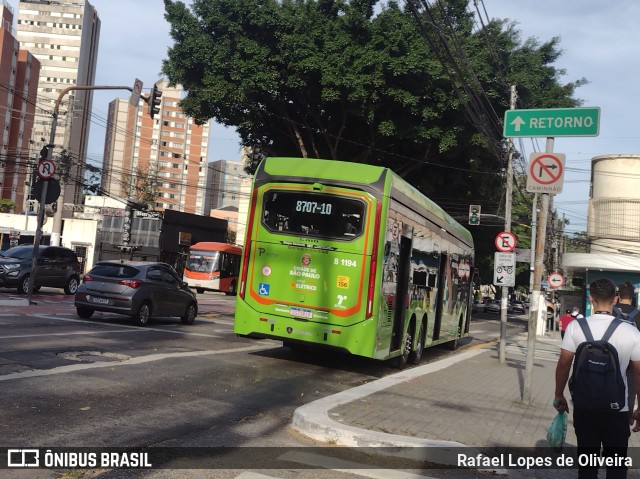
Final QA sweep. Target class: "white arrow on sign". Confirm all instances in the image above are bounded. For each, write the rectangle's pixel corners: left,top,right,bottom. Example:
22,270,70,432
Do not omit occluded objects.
510,116,525,132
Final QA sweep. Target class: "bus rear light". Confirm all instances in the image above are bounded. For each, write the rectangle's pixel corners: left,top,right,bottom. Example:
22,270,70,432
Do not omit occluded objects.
240,189,259,299
366,201,382,319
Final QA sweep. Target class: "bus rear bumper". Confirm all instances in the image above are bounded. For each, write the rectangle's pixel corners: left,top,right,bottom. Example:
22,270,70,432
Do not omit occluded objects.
234,299,377,357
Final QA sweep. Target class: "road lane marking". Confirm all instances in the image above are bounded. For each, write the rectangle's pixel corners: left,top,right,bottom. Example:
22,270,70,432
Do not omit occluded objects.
0,329,145,340
0,344,275,382
0,314,229,339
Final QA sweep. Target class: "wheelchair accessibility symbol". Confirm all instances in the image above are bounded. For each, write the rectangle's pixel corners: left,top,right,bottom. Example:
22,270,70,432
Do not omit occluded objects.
258,283,270,296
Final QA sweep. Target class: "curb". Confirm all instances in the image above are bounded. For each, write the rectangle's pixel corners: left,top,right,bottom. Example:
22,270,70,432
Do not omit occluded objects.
292,348,509,473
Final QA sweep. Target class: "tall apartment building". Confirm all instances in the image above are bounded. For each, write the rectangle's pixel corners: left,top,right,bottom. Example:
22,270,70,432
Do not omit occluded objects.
15,0,100,208
0,1,40,210
204,159,246,212
102,79,211,215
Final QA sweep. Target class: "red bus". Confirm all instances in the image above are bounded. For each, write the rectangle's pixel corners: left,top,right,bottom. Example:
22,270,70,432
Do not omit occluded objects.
183,242,242,295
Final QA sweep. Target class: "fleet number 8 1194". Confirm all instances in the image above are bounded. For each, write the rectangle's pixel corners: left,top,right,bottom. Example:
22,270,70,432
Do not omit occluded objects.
334,258,357,267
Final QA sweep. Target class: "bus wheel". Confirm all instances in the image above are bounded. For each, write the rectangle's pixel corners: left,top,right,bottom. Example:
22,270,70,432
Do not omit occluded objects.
196,288,205,294
225,281,237,296
393,331,412,369
409,322,424,365
448,338,460,350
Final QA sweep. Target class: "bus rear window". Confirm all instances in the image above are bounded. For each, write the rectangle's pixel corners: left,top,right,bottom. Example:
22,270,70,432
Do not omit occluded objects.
262,190,366,240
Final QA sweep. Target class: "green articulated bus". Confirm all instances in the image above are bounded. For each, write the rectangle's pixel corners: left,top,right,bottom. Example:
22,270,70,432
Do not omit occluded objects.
234,157,474,367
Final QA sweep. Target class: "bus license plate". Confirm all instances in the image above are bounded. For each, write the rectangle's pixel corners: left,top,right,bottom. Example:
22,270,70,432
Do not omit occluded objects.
290,307,312,319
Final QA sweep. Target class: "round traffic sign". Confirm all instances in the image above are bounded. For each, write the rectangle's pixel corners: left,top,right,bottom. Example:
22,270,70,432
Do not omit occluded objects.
529,153,563,185
548,272,565,289
495,231,517,252
36,159,56,179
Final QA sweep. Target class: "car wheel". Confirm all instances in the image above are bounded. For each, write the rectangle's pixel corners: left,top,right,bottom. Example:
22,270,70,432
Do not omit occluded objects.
225,281,237,296
17,276,30,294
196,288,205,294
133,302,152,326
76,307,94,319
64,276,79,295
181,302,197,325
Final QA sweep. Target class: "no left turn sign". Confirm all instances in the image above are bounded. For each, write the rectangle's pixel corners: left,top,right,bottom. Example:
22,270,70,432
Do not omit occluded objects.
526,152,565,194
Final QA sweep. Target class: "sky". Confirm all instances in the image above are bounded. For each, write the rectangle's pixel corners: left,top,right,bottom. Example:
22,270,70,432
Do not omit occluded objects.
11,0,640,233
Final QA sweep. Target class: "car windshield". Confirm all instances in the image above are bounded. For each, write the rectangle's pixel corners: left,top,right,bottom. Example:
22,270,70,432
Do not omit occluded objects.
1,246,33,259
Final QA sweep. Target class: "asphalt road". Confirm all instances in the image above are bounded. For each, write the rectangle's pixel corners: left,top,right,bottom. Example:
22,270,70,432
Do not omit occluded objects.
0,288,529,479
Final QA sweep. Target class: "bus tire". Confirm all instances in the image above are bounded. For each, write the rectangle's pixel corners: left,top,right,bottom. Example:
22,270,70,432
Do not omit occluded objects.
196,288,205,294
225,281,237,296
409,321,424,365
393,329,412,369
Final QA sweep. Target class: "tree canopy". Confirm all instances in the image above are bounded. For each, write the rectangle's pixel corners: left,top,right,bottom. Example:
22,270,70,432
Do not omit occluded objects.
162,0,586,286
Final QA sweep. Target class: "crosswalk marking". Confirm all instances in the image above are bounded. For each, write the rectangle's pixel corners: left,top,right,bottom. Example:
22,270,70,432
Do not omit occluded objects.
235,472,279,479
277,451,437,479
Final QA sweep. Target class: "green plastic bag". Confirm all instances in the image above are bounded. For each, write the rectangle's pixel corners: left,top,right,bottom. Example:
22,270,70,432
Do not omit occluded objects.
547,411,567,452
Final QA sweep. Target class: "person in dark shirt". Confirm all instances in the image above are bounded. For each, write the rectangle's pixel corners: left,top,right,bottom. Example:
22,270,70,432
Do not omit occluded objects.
615,281,640,425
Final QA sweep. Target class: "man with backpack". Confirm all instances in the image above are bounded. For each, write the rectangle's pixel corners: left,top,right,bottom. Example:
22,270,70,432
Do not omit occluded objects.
554,278,640,479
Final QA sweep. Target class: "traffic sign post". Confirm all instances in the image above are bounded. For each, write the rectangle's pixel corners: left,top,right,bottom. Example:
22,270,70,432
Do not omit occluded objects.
526,152,565,194
495,231,517,253
494,252,516,287
503,107,600,138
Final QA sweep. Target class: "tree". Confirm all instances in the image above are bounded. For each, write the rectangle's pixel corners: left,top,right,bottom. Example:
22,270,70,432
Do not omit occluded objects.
121,162,162,209
0,198,16,213
162,0,585,276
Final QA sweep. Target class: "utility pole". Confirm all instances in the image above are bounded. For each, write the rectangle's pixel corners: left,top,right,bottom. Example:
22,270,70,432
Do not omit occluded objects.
523,137,554,404
499,85,517,363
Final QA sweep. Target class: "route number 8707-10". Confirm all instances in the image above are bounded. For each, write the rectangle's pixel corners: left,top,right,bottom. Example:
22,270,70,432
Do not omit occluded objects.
295,201,332,215
334,258,357,267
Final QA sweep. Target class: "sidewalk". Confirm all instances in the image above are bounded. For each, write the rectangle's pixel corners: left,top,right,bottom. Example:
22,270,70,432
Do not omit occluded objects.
293,333,640,477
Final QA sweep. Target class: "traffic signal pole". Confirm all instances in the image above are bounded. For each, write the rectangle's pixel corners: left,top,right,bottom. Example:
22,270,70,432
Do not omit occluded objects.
48,85,139,247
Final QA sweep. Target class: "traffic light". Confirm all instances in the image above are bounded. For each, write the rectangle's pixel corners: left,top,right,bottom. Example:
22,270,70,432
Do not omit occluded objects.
468,204,481,225
39,145,51,161
148,84,162,119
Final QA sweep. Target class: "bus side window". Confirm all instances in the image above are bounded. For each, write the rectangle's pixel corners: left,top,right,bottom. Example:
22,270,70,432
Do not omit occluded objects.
413,270,427,286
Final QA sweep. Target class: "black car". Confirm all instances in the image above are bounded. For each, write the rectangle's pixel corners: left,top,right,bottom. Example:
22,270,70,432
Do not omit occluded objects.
511,300,527,314
74,261,198,326
0,245,81,295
